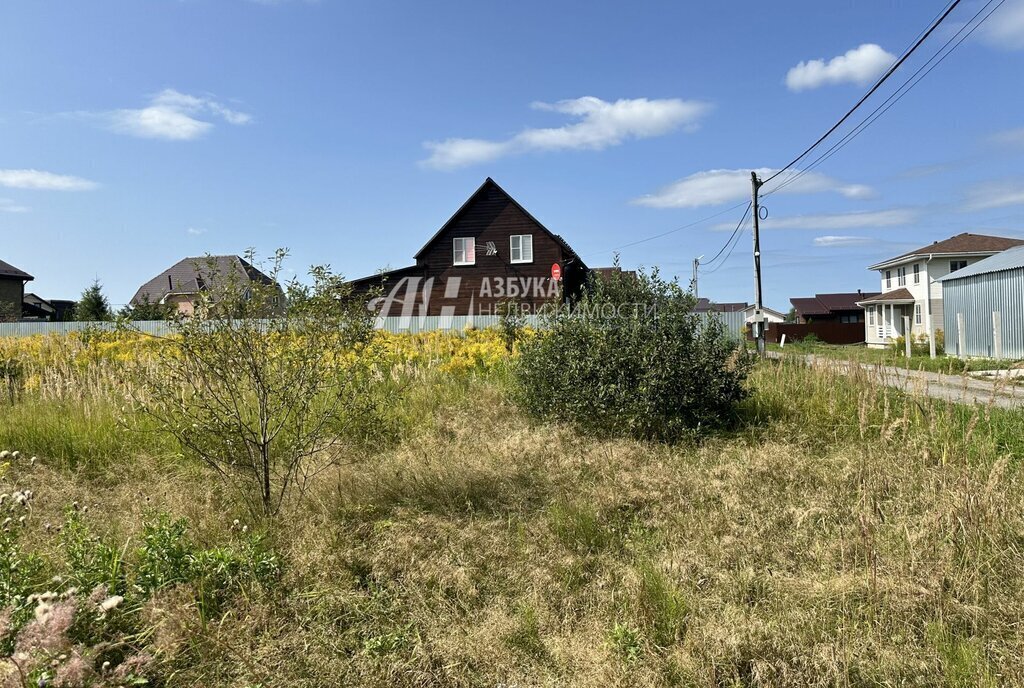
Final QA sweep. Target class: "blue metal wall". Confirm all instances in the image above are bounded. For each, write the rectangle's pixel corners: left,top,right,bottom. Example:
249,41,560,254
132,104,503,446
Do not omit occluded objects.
942,266,1024,359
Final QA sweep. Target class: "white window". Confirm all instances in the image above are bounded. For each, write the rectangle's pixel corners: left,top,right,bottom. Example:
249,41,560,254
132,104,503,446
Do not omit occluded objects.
914,303,922,325
453,237,475,266
913,263,920,284
885,270,891,289
510,234,533,264
868,306,875,326
897,266,906,286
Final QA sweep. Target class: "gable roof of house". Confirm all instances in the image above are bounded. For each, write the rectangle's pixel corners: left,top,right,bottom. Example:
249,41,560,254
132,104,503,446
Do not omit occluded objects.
858,287,915,304
937,244,1024,282
790,297,830,316
740,304,785,318
869,233,1024,270
131,255,277,305
412,177,587,269
694,298,749,313
791,292,879,316
0,259,33,281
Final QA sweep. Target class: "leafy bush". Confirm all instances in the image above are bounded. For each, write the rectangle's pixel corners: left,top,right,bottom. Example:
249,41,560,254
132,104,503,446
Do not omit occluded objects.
890,332,944,357
128,251,375,516
512,267,752,441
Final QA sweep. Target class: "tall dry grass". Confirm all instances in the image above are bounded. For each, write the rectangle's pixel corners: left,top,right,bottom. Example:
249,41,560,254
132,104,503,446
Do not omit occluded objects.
0,346,1021,685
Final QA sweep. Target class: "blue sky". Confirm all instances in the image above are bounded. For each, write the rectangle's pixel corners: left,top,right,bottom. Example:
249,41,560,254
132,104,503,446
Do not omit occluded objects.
2,0,1024,310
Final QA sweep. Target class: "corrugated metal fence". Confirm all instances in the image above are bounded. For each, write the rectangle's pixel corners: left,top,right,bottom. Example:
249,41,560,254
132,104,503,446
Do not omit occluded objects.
942,266,1024,359
0,311,747,340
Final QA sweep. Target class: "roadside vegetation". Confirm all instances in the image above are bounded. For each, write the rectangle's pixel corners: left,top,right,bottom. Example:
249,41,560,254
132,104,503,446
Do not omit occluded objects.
0,277,1022,685
769,337,1022,375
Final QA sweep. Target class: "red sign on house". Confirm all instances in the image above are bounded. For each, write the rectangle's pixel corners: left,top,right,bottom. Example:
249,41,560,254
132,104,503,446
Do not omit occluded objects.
551,263,562,281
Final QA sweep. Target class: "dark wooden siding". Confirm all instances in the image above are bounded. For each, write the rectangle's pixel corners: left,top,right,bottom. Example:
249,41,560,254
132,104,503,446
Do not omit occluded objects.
366,186,567,316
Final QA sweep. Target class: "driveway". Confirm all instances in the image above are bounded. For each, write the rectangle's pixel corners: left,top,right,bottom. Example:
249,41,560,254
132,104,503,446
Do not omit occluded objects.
768,352,1024,410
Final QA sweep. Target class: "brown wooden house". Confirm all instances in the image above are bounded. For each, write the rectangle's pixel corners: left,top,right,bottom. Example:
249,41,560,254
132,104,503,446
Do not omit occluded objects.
350,178,590,317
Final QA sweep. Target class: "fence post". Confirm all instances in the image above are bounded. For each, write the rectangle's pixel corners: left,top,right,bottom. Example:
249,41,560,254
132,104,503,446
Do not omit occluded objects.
993,311,1003,359
956,312,966,358
902,316,912,358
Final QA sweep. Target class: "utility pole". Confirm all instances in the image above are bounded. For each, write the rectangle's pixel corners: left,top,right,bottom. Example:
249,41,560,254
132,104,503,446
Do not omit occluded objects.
751,171,766,356
692,255,703,300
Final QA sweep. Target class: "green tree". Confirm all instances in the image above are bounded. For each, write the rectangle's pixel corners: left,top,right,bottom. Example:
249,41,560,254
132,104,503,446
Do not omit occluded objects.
784,307,798,323
76,279,112,321
128,250,375,517
513,263,753,442
118,294,172,321
0,301,18,323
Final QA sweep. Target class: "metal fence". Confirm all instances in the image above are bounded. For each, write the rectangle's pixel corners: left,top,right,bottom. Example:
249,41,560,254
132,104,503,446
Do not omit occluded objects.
943,266,1024,359
0,311,747,340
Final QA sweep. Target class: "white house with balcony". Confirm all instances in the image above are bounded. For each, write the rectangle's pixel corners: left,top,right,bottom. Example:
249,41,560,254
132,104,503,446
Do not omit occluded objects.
857,233,1024,352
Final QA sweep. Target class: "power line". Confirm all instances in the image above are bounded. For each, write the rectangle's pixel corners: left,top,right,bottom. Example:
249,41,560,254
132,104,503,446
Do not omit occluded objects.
603,200,749,253
761,0,966,185
765,0,1005,198
764,0,959,194
701,202,751,269
700,220,749,275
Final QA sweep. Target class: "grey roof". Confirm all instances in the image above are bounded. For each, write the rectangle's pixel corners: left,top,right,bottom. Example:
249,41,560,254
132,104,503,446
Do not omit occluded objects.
0,259,33,281
131,255,277,305
938,245,1024,282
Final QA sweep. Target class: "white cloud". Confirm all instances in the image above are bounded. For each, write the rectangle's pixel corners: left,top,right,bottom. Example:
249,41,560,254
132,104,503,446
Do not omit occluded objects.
785,44,895,91
106,89,252,140
0,199,29,213
633,168,873,209
421,139,512,170
186,227,207,236
989,126,1024,146
965,181,1024,210
717,208,917,231
421,96,712,170
980,0,1024,49
0,169,98,191
813,235,874,247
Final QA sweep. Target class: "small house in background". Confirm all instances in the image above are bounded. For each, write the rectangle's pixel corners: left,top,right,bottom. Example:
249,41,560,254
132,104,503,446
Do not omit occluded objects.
18,293,75,322
789,292,876,324
693,298,748,314
0,259,33,321
774,291,878,344
22,293,55,320
859,232,1024,351
130,255,281,317
939,245,1024,359
349,178,599,317
740,304,785,325
694,299,784,323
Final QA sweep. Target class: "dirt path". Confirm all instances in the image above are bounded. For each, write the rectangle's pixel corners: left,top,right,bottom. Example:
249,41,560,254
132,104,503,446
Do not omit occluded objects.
768,352,1024,410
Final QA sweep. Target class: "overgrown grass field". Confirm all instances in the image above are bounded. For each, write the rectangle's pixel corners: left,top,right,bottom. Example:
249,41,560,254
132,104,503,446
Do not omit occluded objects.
1,329,1023,686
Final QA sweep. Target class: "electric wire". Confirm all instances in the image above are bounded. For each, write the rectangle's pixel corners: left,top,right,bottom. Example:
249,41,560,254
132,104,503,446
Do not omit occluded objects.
764,0,1005,198
700,201,752,270
700,215,751,275
764,0,960,193
761,0,964,186
604,200,748,253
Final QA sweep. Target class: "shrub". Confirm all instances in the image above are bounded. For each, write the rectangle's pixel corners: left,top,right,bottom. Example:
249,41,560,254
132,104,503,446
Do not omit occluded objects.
798,332,820,345
128,250,375,517
512,266,752,441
